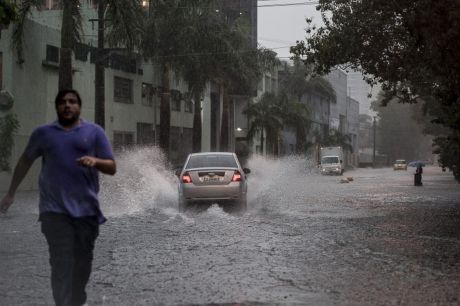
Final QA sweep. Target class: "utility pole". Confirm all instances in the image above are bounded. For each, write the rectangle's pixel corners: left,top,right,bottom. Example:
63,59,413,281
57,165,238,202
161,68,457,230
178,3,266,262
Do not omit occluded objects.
373,116,376,167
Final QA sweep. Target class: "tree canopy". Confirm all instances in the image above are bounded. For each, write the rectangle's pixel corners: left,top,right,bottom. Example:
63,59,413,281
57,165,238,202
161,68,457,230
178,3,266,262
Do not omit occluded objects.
291,0,460,180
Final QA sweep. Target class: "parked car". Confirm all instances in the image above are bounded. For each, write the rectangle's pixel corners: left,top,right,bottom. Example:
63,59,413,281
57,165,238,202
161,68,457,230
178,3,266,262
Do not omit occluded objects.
393,159,407,170
176,152,250,213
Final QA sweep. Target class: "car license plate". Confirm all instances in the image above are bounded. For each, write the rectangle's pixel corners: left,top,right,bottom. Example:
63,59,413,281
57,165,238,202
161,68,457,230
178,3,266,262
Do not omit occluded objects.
201,176,222,182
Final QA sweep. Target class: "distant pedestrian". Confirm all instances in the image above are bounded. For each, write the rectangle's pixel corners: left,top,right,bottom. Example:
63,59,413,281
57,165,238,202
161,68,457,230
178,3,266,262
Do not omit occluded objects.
0,89,116,306
414,164,423,186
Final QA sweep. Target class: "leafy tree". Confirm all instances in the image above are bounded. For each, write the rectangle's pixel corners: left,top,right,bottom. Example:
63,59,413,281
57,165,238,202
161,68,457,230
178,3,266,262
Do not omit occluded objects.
291,0,460,180
0,113,19,171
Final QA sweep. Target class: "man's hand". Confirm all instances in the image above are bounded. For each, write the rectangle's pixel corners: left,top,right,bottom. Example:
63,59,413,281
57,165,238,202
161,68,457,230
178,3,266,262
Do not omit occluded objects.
0,194,14,214
77,156,116,175
77,156,98,168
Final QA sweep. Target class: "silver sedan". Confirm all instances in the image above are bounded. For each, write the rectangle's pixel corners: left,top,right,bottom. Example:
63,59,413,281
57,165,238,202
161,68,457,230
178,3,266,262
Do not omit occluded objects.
176,152,250,213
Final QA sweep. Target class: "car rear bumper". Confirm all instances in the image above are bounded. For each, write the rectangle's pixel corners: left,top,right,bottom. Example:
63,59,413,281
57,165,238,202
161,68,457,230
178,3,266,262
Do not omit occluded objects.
181,183,244,201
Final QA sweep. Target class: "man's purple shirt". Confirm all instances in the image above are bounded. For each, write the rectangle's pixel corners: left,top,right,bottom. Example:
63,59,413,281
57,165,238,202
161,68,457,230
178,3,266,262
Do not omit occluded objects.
24,119,114,224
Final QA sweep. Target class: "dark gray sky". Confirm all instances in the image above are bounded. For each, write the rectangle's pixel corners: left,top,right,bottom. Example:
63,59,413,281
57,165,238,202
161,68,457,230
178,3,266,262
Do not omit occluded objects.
257,1,322,59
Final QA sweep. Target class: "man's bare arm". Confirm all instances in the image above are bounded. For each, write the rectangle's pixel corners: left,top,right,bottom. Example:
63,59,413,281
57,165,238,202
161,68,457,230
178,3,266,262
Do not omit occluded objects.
0,154,34,213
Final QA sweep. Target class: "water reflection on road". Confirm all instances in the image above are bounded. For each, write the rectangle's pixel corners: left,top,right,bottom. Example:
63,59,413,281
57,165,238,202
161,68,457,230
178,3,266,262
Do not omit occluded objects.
1,149,459,305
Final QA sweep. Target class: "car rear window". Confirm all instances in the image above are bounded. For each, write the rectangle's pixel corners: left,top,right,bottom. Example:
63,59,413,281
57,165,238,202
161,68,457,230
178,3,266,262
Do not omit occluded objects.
186,154,238,169
396,160,406,163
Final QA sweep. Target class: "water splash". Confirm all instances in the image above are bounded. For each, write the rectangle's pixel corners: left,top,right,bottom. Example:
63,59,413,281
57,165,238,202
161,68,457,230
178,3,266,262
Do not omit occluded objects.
246,154,319,205
100,146,178,217
99,149,321,218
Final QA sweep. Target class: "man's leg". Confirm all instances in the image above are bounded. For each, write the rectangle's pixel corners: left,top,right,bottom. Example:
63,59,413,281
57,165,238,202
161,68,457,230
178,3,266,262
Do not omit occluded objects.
71,217,99,306
40,213,75,306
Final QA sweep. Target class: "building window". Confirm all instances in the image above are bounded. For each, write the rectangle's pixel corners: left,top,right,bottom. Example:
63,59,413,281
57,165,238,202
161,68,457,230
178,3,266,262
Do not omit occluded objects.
114,77,133,104
113,131,134,149
46,45,59,63
75,43,90,62
171,89,181,111
137,123,155,145
141,83,153,106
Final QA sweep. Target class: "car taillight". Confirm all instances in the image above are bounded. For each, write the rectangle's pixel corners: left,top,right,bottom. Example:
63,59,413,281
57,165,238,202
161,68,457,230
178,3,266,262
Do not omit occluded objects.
232,170,242,182
182,172,192,183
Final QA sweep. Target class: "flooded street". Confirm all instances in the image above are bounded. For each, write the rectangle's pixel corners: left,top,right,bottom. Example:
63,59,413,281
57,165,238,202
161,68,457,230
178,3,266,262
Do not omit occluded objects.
1,150,460,305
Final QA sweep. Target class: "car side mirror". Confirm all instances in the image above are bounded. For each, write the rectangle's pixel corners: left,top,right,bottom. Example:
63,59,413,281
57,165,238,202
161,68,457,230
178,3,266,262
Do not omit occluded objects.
174,166,183,177
243,168,251,174
340,160,343,164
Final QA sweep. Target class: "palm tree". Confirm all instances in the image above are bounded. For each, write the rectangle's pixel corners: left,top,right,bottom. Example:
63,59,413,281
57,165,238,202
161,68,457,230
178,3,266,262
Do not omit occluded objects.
95,0,144,128
276,92,311,154
321,129,353,153
244,92,283,154
218,44,279,152
12,0,81,90
142,0,218,154
12,0,143,124
176,4,230,153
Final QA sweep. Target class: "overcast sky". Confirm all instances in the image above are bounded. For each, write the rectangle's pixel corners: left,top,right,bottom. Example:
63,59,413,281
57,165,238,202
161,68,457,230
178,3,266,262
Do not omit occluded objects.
257,1,322,60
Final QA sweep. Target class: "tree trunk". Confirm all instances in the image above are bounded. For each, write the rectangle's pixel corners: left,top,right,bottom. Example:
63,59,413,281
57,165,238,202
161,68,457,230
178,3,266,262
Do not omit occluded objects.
260,129,264,155
192,91,202,152
220,88,229,152
58,1,74,90
95,0,106,128
159,62,171,155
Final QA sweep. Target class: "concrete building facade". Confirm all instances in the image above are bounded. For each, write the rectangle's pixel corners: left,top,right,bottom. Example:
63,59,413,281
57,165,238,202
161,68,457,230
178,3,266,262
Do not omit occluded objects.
0,0,263,190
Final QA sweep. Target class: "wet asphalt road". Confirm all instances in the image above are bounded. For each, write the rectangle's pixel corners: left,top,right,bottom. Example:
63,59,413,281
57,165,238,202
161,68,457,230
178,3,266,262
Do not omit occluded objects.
1,154,460,305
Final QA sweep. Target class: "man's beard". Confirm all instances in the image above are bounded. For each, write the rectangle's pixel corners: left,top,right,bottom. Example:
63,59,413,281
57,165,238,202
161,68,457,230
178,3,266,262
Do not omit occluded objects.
58,113,80,127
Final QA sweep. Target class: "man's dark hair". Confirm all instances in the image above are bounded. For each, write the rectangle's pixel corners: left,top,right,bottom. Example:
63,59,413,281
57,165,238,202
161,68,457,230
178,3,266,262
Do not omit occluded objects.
55,89,82,108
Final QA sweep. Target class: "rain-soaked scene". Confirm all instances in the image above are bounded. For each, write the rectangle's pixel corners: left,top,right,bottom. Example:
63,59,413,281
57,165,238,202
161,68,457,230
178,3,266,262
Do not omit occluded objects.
1,0,460,305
